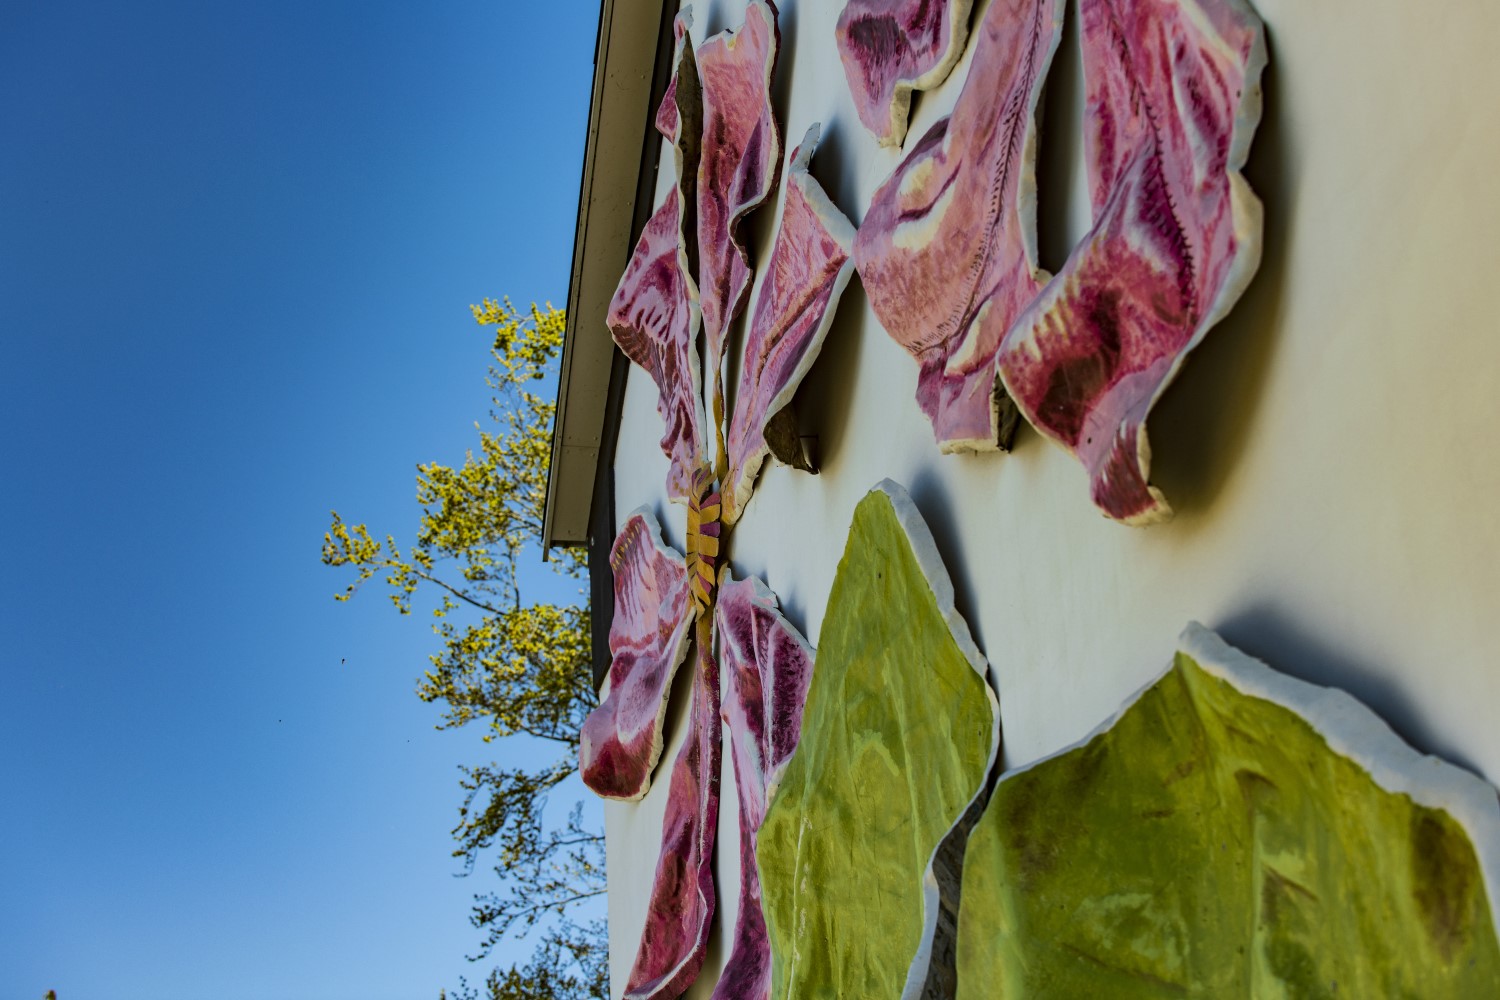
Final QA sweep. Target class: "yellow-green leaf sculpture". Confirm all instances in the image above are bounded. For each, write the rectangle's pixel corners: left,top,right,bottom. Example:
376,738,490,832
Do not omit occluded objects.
758,480,1000,999
957,623,1500,999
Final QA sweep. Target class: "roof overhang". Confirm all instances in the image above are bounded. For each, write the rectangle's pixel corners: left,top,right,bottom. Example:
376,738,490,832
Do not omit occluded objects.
543,0,674,549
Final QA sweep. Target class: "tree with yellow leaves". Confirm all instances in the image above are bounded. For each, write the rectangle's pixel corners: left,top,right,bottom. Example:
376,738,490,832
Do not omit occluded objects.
324,299,606,1000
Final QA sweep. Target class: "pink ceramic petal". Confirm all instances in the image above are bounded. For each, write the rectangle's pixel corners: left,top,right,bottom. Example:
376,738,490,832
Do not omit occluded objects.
607,15,705,504
854,0,1064,453
836,0,975,147
997,0,1266,524
710,572,815,1000
623,619,722,1000
724,124,856,524
697,0,782,398
578,511,694,801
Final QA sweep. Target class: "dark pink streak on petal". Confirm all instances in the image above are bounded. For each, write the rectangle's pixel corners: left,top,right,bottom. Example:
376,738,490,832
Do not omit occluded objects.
854,0,1063,453
578,512,694,801
623,619,722,1000
997,0,1266,524
711,572,815,1000
836,0,974,147
725,125,856,523
697,0,782,384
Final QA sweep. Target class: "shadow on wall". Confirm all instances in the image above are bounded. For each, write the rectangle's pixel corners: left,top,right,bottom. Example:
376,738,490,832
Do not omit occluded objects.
907,462,993,659
1151,29,1293,518
1215,602,1485,780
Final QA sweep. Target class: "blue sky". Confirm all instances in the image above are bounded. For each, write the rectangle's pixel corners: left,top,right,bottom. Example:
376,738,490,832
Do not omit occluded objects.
0,2,602,997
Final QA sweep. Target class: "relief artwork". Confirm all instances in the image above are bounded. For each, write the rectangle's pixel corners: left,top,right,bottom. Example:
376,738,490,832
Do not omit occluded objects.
836,0,975,147
711,571,816,1000
578,511,695,801
607,16,705,504
724,124,857,523
996,0,1267,524
957,624,1500,998
758,481,1000,1000
623,620,723,1000
854,0,1063,454
697,0,782,434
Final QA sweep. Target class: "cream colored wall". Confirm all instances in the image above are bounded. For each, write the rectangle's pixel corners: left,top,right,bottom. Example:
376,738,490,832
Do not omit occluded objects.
603,0,1500,994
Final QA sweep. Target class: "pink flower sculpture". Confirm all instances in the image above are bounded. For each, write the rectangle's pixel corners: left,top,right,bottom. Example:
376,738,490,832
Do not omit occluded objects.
854,0,1065,453
996,0,1266,524
725,124,857,523
606,18,704,504
622,622,722,999
578,511,694,802
591,9,864,996
710,571,816,1000
697,0,782,435
836,0,975,147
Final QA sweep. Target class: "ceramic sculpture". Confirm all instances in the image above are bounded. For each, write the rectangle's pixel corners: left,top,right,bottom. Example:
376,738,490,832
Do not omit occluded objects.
578,511,695,801
854,0,1064,453
606,16,705,504
623,621,722,1000
758,481,1000,999
836,0,975,147
956,624,1500,998
710,571,816,1000
724,125,857,523
697,0,782,438
996,0,1267,524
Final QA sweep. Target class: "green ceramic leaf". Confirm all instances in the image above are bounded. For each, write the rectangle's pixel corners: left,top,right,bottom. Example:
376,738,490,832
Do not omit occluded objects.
957,623,1500,999
758,480,1000,999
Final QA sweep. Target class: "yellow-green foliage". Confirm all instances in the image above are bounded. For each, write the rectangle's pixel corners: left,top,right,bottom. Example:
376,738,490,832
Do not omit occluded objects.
323,299,604,984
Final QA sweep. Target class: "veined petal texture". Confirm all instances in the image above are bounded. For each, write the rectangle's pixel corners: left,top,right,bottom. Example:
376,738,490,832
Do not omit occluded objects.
996,0,1267,524
623,619,722,1000
607,17,706,504
836,0,975,147
710,571,816,1000
957,623,1500,998
758,481,1000,1000
854,0,1063,453
725,124,856,524
578,511,694,801
697,0,782,399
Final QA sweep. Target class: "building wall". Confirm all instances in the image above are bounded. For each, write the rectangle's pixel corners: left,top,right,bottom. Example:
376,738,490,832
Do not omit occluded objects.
603,0,1500,994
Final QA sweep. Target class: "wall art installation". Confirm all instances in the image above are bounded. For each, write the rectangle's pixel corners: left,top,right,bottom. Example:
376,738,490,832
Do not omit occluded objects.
578,511,695,801
995,0,1267,524
758,481,1000,1000
606,12,705,505
711,571,816,1000
697,0,782,444
854,0,1063,454
724,124,857,524
836,0,975,148
955,624,1500,998
622,621,722,1000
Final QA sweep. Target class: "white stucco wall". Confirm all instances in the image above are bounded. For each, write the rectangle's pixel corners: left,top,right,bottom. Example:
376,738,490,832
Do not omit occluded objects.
602,0,1500,994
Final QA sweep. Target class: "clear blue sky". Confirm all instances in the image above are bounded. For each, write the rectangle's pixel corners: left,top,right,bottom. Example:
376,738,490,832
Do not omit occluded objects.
0,3,602,997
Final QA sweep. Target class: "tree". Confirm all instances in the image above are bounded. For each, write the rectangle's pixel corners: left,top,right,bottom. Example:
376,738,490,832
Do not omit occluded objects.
322,299,606,998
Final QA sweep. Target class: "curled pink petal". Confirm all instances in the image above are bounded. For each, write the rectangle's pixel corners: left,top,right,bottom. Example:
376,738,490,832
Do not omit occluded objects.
607,14,705,504
997,0,1266,524
854,0,1064,453
710,572,816,1000
578,511,694,801
836,0,975,147
623,618,721,1000
697,0,782,412
725,124,856,523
